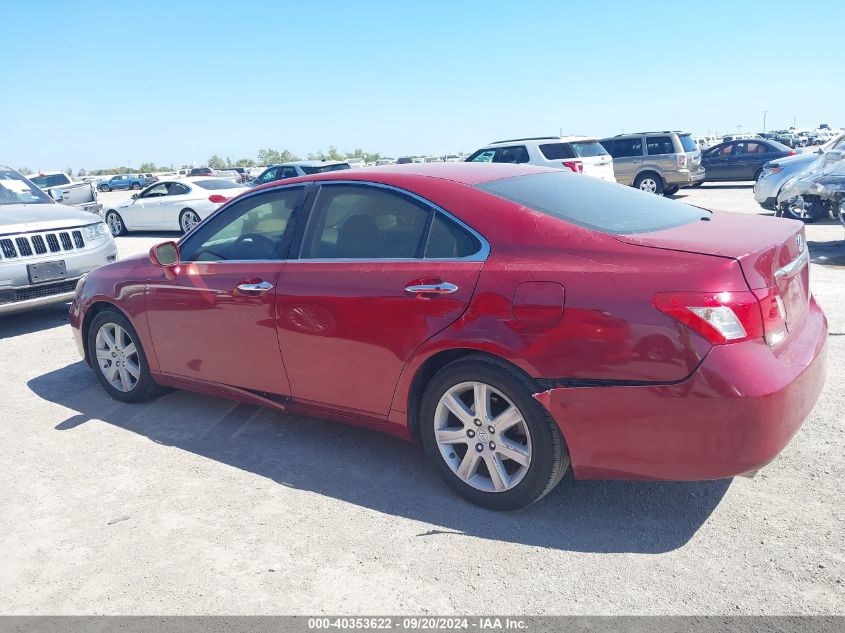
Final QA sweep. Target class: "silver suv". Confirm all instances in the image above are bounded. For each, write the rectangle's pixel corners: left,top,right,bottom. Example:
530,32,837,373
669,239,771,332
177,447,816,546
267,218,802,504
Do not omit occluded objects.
0,166,118,315
599,131,704,195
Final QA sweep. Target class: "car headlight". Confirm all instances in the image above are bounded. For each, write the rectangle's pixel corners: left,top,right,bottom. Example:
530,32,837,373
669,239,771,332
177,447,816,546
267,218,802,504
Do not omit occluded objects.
84,222,110,241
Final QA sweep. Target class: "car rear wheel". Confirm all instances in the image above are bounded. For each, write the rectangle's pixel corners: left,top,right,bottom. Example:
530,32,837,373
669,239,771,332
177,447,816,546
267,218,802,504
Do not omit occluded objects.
99,185,110,192
634,172,664,195
131,182,142,190
664,184,680,196
105,211,126,236
88,310,161,403
420,357,569,510
179,209,201,234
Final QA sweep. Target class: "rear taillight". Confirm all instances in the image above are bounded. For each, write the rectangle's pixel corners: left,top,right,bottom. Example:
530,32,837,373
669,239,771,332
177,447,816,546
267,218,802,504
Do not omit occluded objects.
751,287,788,347
787,150,797,156
652,291,763,345
562,160,583,174
677,154,687,168
208,194,229,204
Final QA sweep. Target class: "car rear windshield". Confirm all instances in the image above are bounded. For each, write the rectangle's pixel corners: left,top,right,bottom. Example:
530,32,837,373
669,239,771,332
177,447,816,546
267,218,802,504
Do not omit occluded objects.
0,169,54,205
679,135,698,152
193,179,245,190
300,163,351,175
539,141,608,160
28,173,69,188
476,172,705,235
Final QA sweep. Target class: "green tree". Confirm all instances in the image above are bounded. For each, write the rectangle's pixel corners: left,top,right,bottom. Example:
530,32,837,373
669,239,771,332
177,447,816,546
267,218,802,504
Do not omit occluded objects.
17,166,33,175
234,158,255,168
65,167,73,176
77,168,87,177
257,148,299,165
139,162,157,173
207,155,226,170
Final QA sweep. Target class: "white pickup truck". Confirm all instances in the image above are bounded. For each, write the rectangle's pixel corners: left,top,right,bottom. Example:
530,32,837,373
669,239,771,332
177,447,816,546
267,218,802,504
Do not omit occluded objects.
27,171,101,215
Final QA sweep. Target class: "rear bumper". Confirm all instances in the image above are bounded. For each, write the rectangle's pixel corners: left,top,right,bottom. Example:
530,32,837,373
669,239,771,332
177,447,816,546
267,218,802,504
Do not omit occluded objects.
535,297,828,480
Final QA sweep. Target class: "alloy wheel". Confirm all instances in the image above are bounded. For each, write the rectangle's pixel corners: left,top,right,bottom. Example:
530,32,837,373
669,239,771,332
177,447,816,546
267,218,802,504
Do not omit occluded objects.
106,212,122,236
639,178,658,193
181,211,200,232
95,322,140,393
433,381,532,493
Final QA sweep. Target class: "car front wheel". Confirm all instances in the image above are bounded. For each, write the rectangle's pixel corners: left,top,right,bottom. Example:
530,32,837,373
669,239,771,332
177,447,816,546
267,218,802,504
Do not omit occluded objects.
105,211,126,236
87,309,161,403
99,185,110,192
420,357,569,510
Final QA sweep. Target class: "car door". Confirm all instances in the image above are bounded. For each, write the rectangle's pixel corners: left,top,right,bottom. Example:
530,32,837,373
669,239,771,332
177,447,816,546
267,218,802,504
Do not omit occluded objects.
732,141,766,180
162,182,194,230
254,166,281,186
129,182,169,229
607,137,643,185
703,143,735,180
275,182,486,416
144,185,308,395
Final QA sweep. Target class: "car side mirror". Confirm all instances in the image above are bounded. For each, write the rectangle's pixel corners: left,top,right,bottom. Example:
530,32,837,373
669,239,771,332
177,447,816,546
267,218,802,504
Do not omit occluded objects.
131,193,139,200
149,241,180,268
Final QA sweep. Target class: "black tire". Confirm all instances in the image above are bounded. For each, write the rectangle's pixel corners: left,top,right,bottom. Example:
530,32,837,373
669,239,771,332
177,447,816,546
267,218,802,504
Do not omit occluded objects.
783,199,821,223
634,172,664,196
99,185,110,192
87,309,161,403
691,181,704,187
131,182,141,190
753,168,763,182
419,356,569,510
664,184,680,196
104,210,126,236
179,209,201,234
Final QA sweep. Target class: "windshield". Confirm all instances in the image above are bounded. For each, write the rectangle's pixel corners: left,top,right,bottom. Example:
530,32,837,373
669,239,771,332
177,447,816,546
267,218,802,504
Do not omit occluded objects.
300,163,351,175
29,173,69,188
0,169,54,206
679,135,698,152
193,179,246,190
476,171,704,235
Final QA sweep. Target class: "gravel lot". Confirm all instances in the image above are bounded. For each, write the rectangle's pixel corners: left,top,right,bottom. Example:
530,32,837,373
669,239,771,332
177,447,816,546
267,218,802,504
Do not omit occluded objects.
1,183,843,615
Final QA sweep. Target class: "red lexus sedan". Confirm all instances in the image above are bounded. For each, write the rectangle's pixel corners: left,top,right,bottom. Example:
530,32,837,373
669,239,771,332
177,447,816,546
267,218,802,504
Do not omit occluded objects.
69,163,827,510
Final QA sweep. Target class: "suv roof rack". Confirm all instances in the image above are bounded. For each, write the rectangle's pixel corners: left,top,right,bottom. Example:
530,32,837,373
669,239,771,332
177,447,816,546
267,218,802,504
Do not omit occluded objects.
488,136,561,144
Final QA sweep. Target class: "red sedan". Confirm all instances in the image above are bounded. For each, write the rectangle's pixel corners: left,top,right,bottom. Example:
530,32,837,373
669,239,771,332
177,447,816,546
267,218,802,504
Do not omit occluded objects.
69,163,827,510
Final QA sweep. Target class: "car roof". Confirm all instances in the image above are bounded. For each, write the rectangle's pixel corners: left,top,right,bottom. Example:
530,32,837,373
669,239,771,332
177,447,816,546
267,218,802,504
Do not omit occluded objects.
250,162,552,193
285,160,349,167
605,131,691,138
484,136,599,146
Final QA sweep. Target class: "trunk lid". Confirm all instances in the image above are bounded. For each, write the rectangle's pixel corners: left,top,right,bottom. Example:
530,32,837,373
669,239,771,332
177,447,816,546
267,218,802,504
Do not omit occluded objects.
616,211,810,347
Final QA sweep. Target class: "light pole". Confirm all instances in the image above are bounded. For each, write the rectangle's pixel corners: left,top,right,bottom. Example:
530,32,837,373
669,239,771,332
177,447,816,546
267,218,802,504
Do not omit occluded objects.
762,110,768,134
738,124,743,134
792,114,797,129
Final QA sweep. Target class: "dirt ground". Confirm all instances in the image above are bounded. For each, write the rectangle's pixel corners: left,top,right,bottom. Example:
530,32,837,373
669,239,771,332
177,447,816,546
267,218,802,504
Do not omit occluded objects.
1,182,843,615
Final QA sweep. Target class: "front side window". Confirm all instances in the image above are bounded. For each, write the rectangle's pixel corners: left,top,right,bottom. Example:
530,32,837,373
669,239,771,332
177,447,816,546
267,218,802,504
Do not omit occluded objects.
646,136,675,155
256,167,279,184
609,138,643,158
494,146,530,164
180,187,304,261
300,184,431,259
142,183,169,198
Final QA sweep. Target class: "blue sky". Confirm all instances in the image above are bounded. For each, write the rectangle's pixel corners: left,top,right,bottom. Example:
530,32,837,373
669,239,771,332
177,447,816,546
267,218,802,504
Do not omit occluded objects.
3,0,843,170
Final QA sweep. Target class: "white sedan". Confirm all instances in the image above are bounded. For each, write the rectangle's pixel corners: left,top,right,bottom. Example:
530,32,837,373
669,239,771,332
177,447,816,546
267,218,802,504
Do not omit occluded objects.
102,178,247,235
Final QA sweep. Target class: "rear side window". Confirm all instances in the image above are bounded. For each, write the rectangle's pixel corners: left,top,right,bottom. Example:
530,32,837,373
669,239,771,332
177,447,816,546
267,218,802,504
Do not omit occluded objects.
193,179,245,190
646,136,675,155
426,213,481,258
539,142,609,160
300,184,431,259
679,135,697,152
607,138,642,158
476,172,705,235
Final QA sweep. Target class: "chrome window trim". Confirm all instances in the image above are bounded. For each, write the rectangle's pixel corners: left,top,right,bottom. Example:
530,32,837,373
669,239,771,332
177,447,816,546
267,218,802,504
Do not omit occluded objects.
295,180,490,263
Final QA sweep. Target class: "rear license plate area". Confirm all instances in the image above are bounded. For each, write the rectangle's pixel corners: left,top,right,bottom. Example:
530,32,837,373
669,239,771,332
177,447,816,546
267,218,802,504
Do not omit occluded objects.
781,270,808,329
27,260,67,284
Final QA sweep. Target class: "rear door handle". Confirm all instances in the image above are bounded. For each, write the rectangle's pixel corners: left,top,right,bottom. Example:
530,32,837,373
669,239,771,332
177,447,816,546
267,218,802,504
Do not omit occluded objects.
237,281,274,292
404,282,459,295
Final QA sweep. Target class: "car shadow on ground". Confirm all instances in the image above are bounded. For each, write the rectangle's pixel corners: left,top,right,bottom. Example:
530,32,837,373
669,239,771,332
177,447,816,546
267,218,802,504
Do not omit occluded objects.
29,361,731,554
809,239,845,266
0,303,71,338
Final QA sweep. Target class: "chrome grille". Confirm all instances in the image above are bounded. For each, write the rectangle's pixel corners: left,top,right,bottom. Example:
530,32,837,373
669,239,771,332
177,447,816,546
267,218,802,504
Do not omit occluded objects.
0,228,89,261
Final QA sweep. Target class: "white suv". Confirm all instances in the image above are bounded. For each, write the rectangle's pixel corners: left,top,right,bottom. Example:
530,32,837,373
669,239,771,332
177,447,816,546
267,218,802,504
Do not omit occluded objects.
466,136,615,181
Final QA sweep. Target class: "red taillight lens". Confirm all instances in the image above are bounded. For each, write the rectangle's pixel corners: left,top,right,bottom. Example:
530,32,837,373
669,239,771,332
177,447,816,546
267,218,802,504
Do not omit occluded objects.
678,154,687,168
208,194,229,204
652,291,764,344
562,160,583,174
787,150,796,156
751,287,788,347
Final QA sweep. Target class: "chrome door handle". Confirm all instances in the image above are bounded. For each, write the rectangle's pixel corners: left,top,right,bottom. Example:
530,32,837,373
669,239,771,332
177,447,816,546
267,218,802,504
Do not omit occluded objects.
237,281,274,292
404,282,459,295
